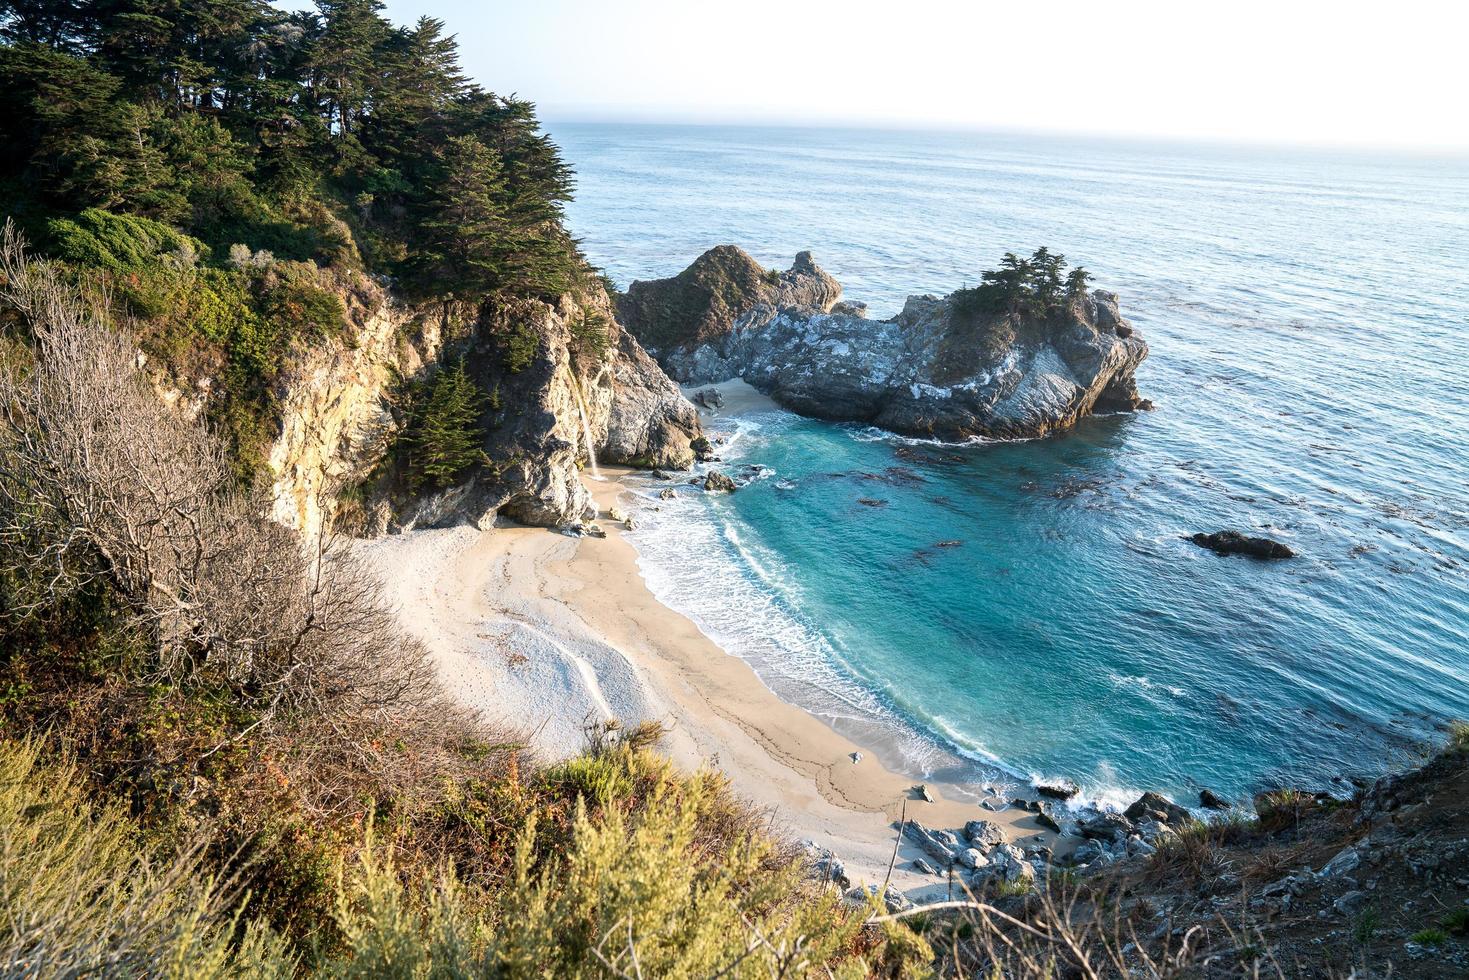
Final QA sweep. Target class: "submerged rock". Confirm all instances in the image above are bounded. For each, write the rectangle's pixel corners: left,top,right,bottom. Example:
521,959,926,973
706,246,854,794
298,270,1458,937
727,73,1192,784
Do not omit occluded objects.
619,247,1150,442
1190,530,1295,559
703,470,737,493
1199,788,1233,810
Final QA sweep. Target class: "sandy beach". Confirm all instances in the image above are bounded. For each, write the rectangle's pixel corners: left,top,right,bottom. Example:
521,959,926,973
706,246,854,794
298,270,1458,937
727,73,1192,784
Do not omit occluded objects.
359,380,1059,898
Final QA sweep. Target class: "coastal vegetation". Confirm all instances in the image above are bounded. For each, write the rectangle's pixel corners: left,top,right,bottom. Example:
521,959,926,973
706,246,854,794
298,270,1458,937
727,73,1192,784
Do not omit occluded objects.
0,0,581,478
1,3,1464,978
951,247,1093,320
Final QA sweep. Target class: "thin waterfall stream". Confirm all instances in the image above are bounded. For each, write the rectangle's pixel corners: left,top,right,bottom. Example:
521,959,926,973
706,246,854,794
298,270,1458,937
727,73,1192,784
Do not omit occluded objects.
569,367,603,480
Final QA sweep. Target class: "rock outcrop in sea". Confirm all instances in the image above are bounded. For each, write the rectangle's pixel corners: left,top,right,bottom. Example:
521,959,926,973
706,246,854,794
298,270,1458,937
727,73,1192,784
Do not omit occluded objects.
619,246,1151,441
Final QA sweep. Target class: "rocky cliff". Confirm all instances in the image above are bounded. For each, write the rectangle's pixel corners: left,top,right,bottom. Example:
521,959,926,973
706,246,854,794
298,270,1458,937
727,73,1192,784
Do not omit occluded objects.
160,274,699,543
616,245,842,355
396,286,700,532
620,248,1150,441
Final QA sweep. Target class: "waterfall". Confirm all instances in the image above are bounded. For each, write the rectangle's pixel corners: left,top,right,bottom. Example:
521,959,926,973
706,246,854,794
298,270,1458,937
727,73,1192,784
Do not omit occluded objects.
568,367,602,480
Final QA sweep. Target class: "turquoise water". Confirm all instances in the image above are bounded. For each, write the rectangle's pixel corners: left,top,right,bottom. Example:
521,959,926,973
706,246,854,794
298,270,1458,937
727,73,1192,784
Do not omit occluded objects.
551,122,1469,805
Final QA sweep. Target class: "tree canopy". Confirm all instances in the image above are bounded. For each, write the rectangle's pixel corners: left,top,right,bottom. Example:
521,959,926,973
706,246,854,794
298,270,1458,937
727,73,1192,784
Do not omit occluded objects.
0,0,579,302
953,247,1094,320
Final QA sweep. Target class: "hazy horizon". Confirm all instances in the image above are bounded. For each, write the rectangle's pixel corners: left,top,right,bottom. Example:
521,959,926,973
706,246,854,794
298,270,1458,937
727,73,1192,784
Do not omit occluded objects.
349,0,1469,154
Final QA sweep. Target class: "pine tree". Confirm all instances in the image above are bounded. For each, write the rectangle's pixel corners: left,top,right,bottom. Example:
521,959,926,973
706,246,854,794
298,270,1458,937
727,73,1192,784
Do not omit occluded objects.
1066,266,1093,303
1029,246,1066,312
408,359,487,489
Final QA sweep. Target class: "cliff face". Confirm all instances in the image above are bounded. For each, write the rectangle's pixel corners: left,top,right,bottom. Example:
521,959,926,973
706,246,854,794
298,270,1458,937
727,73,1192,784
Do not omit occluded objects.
397,287,700,532
620,248,1150,441
159,274,699,543
265,278,439,543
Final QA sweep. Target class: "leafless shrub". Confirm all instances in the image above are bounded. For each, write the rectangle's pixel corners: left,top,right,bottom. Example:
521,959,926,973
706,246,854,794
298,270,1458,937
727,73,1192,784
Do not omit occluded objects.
875,875,1288,979
0,222,488,815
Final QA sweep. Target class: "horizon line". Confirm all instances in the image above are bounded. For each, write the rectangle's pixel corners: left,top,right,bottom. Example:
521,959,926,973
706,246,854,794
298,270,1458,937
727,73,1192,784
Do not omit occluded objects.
538,109,1469,161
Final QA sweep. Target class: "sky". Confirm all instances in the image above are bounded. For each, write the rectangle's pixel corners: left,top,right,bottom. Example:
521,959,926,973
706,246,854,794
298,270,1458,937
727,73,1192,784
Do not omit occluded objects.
357,0,1468,151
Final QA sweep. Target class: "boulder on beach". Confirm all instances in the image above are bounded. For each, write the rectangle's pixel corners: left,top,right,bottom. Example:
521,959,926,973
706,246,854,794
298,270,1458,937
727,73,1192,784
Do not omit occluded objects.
1190,530,1295,559
902,821,959,864
1034,806,1064,833
692,386,724,409
964,819,1005,850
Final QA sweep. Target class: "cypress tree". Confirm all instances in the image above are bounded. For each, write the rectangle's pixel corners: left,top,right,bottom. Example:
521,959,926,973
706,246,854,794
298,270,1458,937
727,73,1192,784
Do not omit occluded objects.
409,359,487,489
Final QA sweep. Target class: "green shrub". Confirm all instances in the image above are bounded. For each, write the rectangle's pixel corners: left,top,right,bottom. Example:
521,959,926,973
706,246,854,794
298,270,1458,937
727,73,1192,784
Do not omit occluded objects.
321,792,874,979
1410,928,1447,946
0,738,295,977
46,209,205,272
502,320,539,373
260,262,346,341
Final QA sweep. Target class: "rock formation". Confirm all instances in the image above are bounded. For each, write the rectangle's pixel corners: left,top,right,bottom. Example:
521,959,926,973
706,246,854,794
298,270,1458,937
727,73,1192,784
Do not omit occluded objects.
160,274,700,542
1190,530,1295,559
616,245,841,357
620,247,1150,441
400,287,699,532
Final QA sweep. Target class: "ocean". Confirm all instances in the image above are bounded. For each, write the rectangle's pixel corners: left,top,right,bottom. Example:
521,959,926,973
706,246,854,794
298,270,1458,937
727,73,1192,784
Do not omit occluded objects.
550,121,1469,807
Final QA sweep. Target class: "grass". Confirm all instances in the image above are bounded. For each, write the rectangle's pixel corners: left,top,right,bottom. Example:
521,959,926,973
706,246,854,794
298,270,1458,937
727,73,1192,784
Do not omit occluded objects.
1353,908,1379,945
1449,720,1469,754
1409,928,1448,946
1440,906,1469,935
1144,815,1254,887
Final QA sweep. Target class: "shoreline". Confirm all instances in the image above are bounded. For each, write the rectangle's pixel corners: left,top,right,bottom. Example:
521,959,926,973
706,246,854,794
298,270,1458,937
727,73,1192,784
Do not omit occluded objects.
357,385,1062,896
